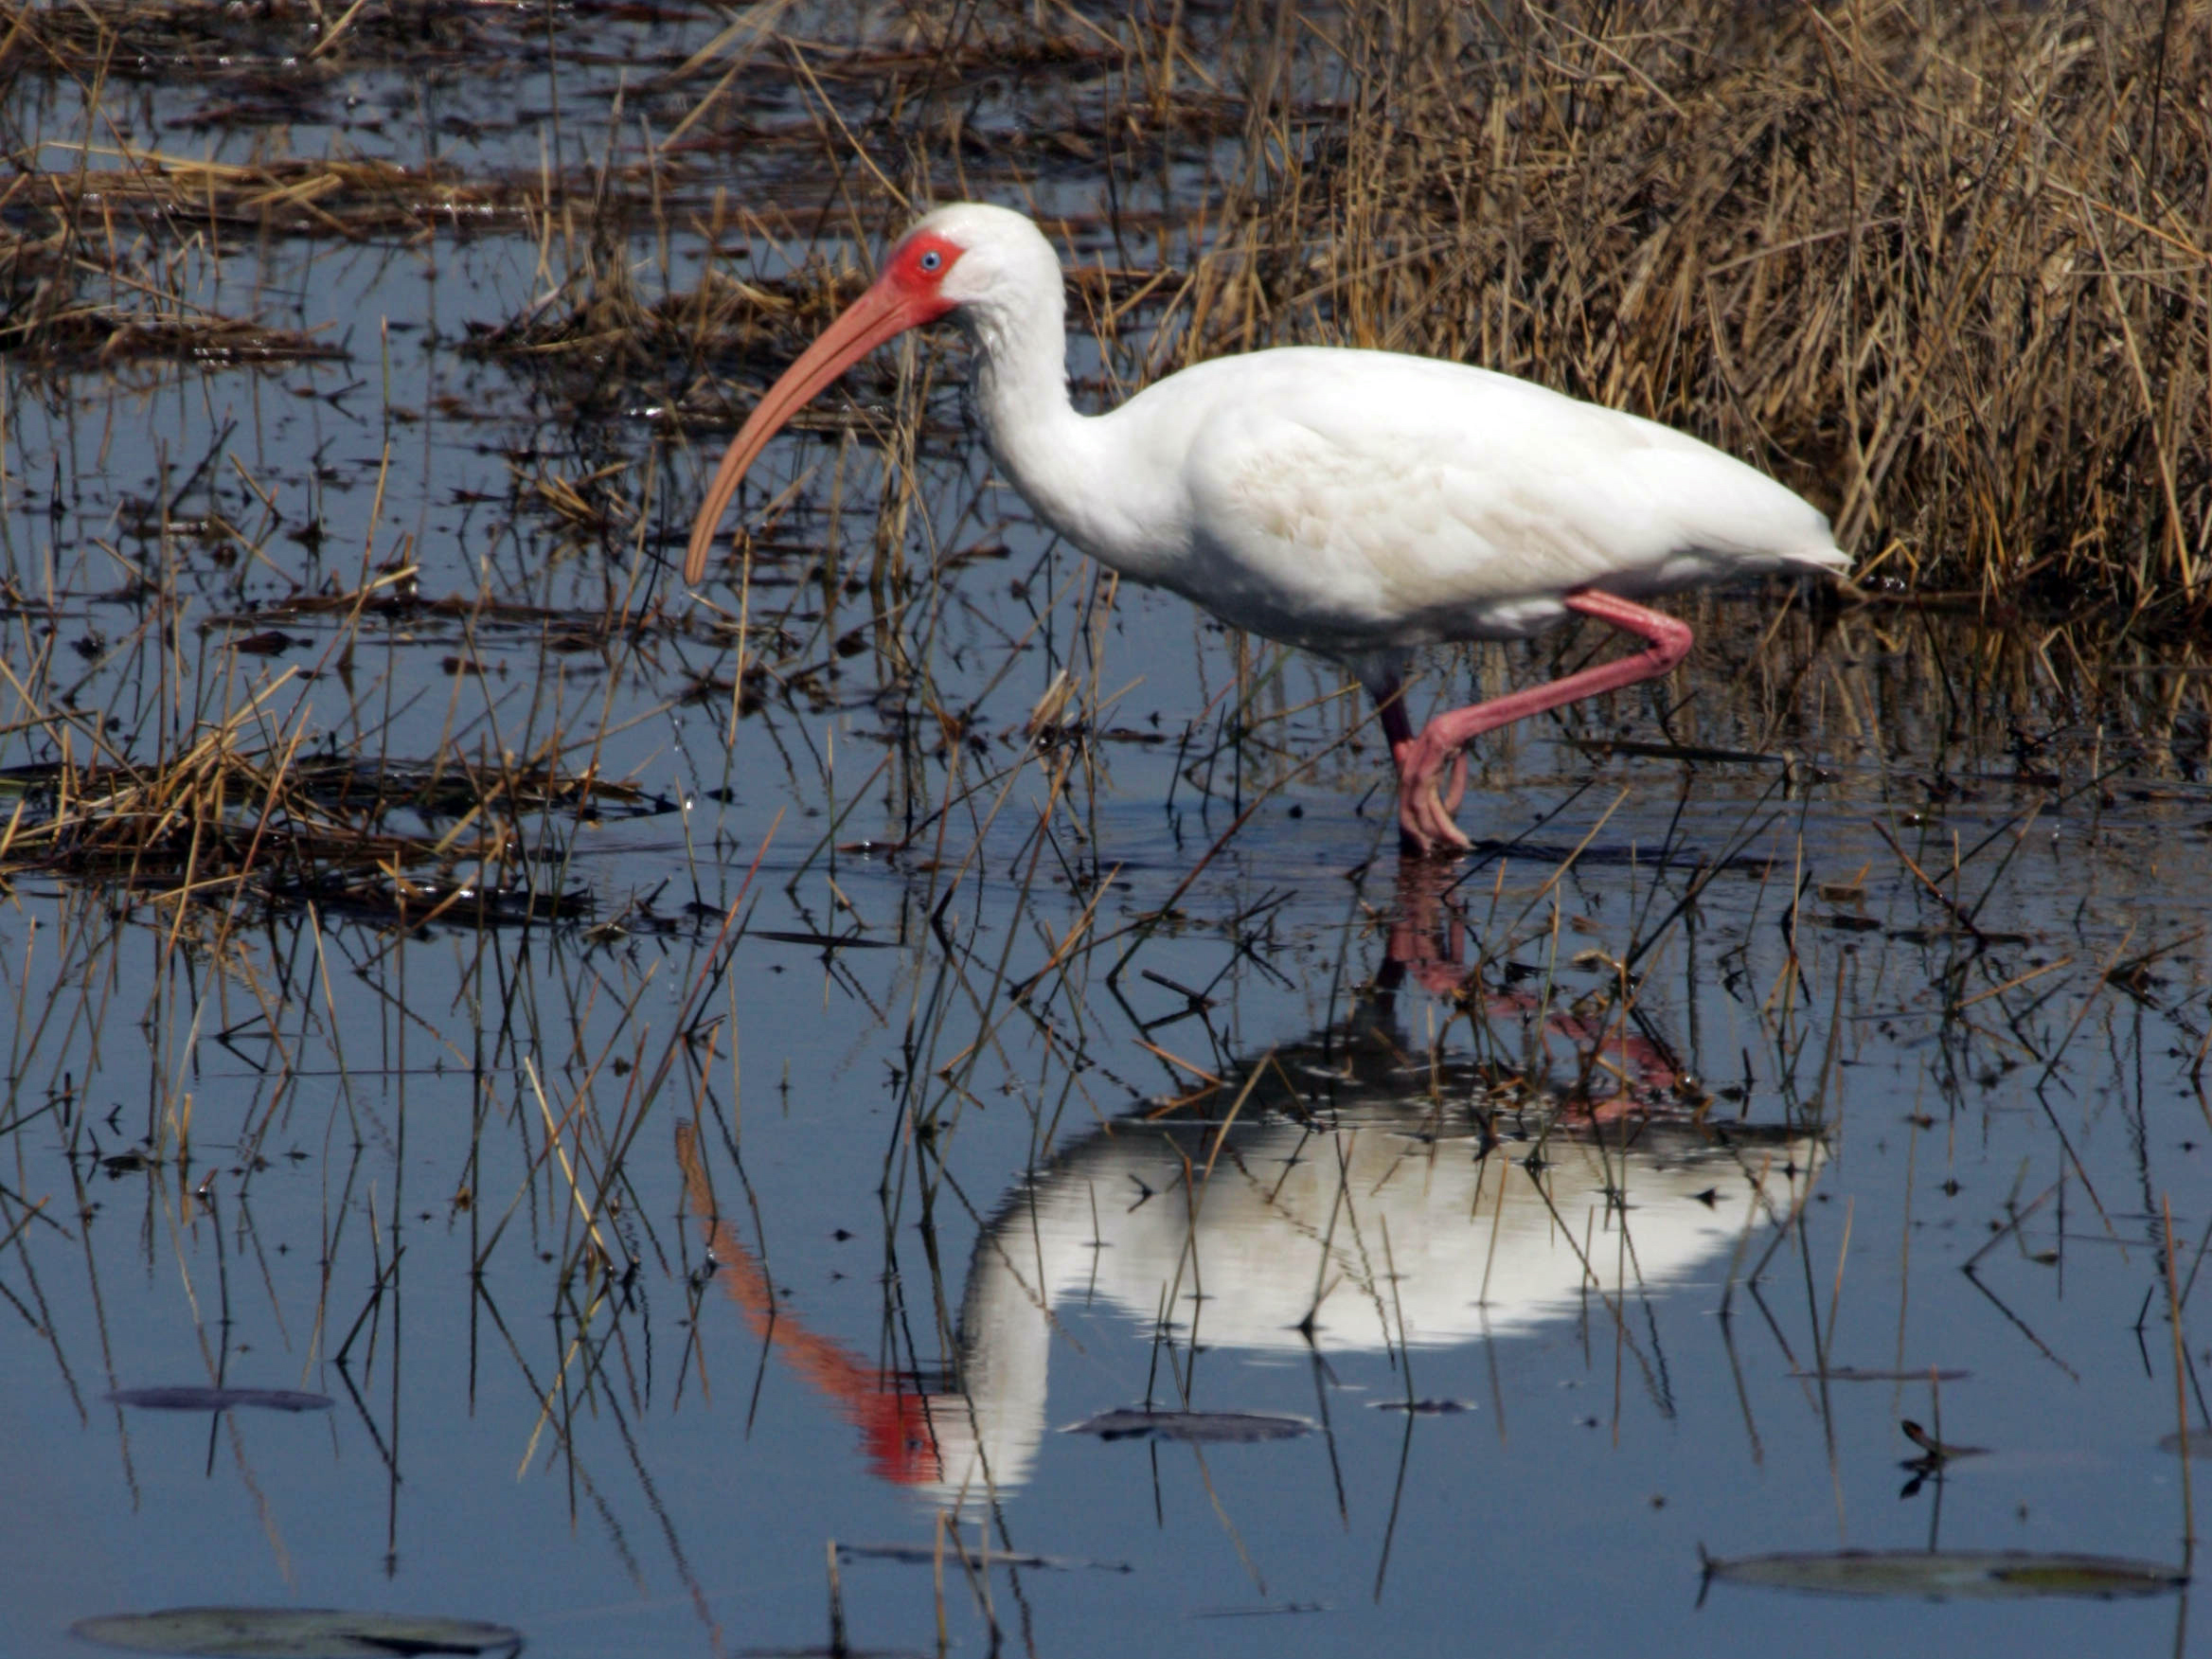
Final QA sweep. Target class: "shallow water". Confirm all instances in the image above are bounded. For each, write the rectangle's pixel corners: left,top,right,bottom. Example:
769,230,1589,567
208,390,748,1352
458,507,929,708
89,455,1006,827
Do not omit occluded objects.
6,8,2212,1657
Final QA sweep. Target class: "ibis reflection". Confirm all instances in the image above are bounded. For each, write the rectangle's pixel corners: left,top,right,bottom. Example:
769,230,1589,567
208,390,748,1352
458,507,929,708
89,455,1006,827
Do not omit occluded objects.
679,865,1822,1511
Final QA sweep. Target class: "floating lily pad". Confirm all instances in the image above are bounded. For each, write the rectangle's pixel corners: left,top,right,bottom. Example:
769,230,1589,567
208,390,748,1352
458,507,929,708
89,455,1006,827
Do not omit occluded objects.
1066,1407,1311,1443
107,1387,333,1414
72,1608,522,1657
1702,1548,2186,1600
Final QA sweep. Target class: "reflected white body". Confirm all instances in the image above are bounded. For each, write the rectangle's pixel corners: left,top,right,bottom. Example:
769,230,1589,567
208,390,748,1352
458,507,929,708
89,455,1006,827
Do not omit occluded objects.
918,1107,1820,1510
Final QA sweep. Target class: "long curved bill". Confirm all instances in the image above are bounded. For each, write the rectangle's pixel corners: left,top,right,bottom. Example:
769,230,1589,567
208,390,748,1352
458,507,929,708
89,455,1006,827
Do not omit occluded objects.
684,276,939,585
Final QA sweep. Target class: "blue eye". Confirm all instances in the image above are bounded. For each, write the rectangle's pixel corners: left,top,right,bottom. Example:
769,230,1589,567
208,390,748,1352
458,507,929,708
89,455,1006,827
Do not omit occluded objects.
919,249,941,272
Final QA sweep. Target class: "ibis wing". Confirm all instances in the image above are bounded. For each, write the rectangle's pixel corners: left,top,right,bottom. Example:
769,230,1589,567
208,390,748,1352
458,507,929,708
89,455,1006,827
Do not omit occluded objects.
1167,350,1838,651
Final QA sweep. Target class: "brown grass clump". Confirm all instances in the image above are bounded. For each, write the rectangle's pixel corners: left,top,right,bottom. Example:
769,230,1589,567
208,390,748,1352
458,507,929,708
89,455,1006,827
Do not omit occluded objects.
15,150,524,239
1188,0,2209,632
0,738,615,923
0,661,657,925
0,215,348,368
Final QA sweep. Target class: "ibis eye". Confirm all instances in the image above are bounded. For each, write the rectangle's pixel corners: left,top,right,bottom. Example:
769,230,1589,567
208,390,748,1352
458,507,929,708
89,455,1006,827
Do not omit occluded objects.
919,249,941,273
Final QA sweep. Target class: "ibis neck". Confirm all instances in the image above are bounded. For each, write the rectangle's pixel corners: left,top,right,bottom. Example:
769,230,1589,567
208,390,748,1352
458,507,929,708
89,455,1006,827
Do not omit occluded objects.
962,295,1148,575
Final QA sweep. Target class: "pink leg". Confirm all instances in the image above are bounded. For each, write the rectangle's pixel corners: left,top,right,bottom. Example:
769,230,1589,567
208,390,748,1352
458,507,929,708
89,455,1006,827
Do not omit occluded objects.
1381,858,1475,996
1385,590,1693,857
1378,679,1469,822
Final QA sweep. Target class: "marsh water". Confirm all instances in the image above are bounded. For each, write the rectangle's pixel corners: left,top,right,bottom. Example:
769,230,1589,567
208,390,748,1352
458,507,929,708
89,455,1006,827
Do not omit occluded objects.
5,6,2212,1657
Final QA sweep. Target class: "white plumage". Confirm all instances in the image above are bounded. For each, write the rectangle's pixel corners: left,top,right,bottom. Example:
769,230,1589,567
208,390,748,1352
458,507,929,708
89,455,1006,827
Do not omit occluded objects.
687,203,1848,853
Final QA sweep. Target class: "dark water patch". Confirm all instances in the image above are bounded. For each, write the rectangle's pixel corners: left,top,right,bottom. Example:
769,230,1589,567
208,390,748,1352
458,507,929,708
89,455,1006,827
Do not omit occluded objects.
1065,1408,1312,1445
107,1386,332,1414
1190,1602,1330,1618
1568,737,1802,768
270,869,595,928
71,1607,522,1657
754,929,901,951
836,1543,1132,1574
1701,1549,2187,1602
1899,1419,1989,1463
1454,837,1777,875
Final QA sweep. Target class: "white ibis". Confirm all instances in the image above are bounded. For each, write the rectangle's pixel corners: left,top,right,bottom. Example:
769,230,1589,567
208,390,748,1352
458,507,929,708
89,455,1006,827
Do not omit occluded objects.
685,204,1849,854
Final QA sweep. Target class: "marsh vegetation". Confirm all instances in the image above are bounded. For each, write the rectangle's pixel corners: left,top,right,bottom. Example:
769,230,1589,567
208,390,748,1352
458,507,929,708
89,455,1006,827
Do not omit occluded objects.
3,3,2210,1656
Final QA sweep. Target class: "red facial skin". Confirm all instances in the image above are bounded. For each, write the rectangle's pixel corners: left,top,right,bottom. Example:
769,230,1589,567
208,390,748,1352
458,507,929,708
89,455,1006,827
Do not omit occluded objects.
684,232,966,584
881,230,964,307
